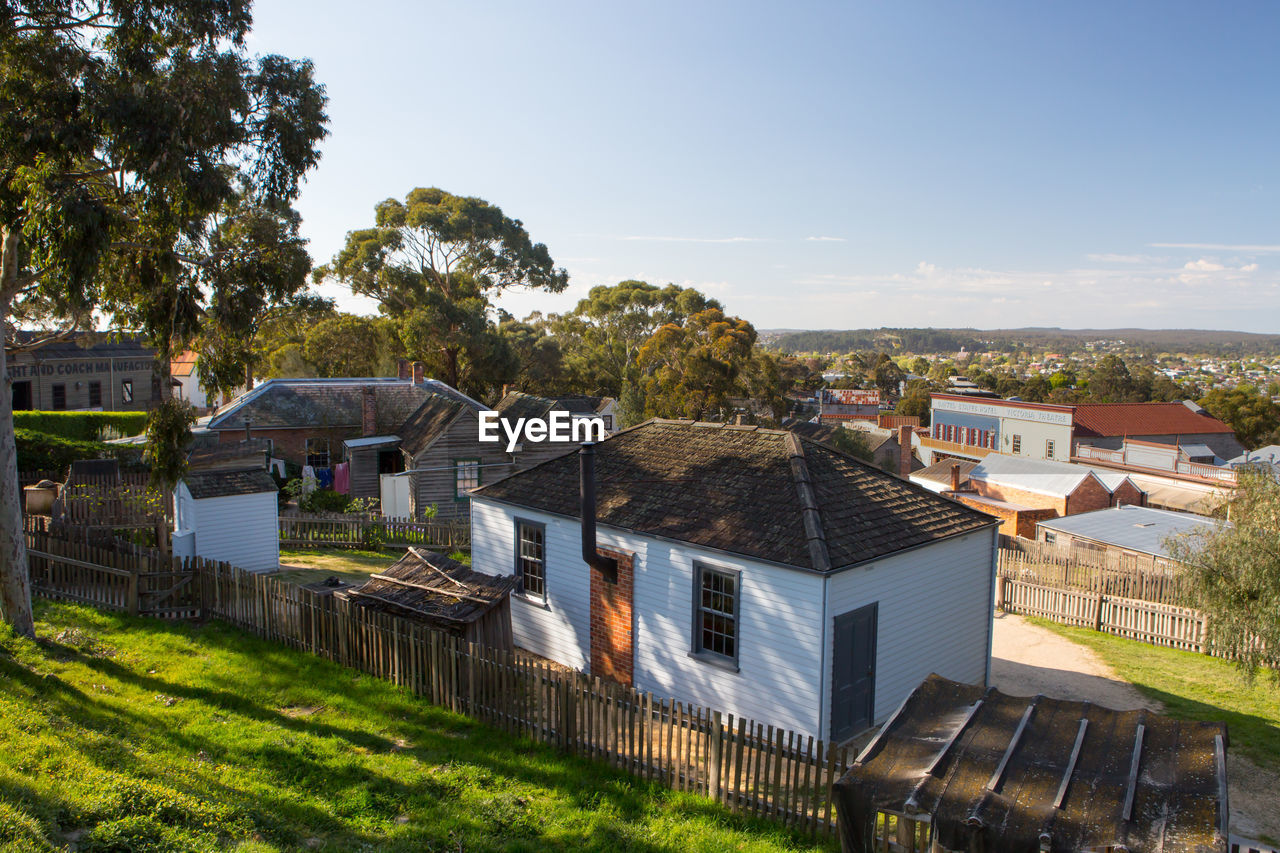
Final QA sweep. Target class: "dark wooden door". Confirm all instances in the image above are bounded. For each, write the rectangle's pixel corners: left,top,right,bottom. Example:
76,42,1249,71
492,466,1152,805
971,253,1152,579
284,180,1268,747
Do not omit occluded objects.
831,602,878,742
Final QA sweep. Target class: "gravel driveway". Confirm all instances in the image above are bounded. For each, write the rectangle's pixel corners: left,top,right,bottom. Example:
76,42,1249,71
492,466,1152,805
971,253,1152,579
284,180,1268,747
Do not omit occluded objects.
989,611,1279,843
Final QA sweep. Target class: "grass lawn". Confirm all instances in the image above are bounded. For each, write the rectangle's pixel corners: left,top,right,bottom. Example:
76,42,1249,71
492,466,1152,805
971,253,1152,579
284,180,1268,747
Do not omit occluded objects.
1029,617,1280,771
275,547,471,586
0,600,832,853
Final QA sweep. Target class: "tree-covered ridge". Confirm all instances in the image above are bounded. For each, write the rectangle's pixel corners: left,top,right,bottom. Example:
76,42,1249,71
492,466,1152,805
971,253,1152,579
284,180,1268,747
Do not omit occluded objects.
767,327,1280,358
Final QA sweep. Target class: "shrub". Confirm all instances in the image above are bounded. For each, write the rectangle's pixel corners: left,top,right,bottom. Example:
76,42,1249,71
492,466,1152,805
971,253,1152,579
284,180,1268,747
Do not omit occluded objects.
12,411,148,442
14,429,144,473
300,488,351,514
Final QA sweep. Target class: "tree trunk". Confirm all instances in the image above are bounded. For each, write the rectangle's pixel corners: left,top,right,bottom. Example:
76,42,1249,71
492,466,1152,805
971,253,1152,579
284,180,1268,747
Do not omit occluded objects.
0,231,35,638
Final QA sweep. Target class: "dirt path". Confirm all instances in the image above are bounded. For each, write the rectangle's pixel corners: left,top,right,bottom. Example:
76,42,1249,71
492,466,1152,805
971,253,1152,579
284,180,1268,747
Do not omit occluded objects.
990,612,1280,843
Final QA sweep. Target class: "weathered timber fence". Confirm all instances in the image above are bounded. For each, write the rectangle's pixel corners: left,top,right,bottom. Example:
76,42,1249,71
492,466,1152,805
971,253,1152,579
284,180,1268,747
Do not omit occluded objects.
279,514,470,551
998,544,1189,606
996,575,1210,654
26,522,198,619
27,526,846,839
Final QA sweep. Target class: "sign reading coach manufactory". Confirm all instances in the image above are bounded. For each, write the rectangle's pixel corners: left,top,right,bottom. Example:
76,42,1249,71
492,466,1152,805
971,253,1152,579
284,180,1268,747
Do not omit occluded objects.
6,333,160,412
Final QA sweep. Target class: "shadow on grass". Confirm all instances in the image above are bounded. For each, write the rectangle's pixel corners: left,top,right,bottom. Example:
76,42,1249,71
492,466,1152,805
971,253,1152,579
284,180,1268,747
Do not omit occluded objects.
16,602,831,852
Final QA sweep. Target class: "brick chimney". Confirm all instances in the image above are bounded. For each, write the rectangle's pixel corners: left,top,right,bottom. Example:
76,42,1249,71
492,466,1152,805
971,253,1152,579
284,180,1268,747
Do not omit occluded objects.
396,358,410,381
898,424,914,479
950,462,961,492
361,386,377,436
411,361,424,385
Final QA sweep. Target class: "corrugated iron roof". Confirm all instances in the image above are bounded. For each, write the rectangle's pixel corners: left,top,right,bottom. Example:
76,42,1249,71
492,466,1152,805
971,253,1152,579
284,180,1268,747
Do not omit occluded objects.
969,455,1104,499
1073,402,1235,437
1035,504,1223,558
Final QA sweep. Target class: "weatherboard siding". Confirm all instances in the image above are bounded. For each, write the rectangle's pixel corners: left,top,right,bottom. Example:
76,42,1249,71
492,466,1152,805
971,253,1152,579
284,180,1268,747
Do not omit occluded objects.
409,411,517,520
822,526,997,732
470,497,828,736
177,484,279,573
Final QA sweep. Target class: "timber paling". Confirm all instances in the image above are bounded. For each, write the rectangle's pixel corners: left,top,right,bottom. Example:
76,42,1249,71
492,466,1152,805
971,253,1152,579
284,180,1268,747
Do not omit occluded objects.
25,524,849,841
279,514,470,551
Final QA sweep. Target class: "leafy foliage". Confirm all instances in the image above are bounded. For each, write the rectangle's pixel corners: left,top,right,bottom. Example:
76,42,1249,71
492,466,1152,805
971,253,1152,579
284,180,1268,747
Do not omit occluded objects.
1199,385,1280,449
11,411,148,442
14,429,140,472
142,399,195,491
1165,469,1280,681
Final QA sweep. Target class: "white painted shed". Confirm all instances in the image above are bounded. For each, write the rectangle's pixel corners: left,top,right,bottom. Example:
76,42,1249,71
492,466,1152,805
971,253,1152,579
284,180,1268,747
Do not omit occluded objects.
470,419,1000,743
173,469,280,573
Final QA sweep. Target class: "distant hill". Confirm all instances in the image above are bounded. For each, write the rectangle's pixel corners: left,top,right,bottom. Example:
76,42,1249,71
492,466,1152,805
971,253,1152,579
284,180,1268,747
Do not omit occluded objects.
763,327,1280,356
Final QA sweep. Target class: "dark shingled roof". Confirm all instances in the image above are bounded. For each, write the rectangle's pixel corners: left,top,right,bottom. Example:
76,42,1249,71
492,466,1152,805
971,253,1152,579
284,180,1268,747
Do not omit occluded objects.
472,419,995,572
836,674,1226,853
207,379,437,432
494,391,613,422
184,469,278,499
399,394,468,457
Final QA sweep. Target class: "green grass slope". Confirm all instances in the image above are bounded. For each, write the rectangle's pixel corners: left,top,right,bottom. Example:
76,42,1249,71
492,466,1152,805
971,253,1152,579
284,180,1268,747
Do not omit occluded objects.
0,601,832,853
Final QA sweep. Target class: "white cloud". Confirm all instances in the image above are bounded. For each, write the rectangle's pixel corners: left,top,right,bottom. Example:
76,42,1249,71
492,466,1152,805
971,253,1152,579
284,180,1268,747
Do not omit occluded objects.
1086,253,1160,264
1150,242,1280,252
805,236,846,242
1184,258,1225,272
1241,263,1260,272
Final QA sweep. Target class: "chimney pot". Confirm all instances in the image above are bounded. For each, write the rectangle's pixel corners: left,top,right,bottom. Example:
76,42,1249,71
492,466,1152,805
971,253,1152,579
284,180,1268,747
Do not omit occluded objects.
412,361,424,385
397,358,410,381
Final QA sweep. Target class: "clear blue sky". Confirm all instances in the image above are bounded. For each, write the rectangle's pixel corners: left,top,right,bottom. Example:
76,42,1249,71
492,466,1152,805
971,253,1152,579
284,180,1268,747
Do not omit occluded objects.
248,1,1280,332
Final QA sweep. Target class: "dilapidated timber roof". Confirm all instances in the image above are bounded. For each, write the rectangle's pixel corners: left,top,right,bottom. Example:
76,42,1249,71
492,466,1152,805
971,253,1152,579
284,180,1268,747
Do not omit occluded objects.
836,674,1227,853
345,548,516,629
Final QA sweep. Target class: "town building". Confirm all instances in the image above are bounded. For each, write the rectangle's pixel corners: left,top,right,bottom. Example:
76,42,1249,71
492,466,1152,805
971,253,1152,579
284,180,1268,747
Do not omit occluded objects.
1074,437,1238,514
818,389,880,424
469,419,999,742
923,394,1243,471
172,468,280,573
7,332,160,412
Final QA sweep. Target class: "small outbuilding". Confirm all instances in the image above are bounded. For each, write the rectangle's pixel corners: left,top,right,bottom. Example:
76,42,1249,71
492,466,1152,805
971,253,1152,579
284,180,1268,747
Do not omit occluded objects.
342,548,516,650
835,674,1228,853
173,468,280,573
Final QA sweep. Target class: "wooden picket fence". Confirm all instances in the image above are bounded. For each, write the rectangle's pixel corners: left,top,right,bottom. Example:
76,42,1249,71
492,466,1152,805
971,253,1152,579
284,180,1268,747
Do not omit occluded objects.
25,525,848,839
197,560,852,837
279,514,470,551
998,544,1189,606
997,576,1210,654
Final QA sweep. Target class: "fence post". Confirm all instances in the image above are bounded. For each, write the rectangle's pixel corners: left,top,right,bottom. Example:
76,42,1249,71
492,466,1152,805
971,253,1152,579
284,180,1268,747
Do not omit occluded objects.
127,567,139,617
1093,592,1104,632
709,710,723,801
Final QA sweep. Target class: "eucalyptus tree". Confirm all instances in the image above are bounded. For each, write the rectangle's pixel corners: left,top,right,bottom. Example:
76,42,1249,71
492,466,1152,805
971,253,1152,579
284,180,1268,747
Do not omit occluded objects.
319,188,568,390
0,0,329,636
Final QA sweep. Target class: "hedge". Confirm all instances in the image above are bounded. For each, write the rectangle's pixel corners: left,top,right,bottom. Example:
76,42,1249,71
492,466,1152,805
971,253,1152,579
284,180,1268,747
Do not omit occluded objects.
15,428,144,473
12,411,149,442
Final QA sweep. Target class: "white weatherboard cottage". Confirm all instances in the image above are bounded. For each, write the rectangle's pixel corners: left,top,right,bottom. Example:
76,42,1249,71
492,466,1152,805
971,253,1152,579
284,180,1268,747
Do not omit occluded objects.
173,469,280,573
470,419,1000,742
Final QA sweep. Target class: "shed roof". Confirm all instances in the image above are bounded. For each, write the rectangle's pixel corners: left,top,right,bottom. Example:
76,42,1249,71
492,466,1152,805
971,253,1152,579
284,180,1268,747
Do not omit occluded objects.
494,391,613,421
399,395,468,457
171,350,198,377
472,419,995,572
345,548,516,629
187,438,272,472
10,331,154,360
969,455,1105,499
1035,504,1223,559
1072,401,1235,437
835,674,1227,853
184,469,278,500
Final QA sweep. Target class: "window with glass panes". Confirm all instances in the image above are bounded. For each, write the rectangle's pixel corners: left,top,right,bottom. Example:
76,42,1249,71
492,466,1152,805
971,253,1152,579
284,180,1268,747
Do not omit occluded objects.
516,520,545,599
694,564,739,663
454,459,480,497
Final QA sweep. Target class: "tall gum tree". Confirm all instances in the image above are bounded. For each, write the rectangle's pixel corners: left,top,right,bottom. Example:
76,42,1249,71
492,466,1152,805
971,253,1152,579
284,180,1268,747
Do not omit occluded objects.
0,0,329,636
318,188,568,391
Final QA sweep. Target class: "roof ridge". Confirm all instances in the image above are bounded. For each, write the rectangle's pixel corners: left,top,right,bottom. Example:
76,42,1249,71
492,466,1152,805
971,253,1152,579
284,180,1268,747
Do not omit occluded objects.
783,432,832,571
